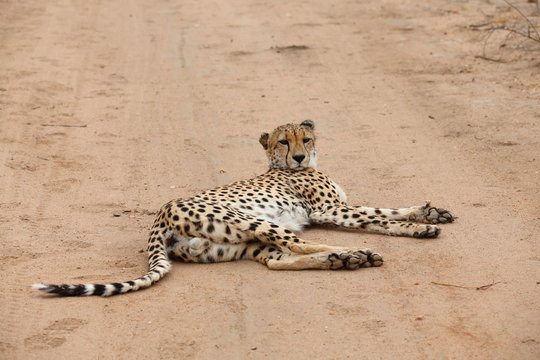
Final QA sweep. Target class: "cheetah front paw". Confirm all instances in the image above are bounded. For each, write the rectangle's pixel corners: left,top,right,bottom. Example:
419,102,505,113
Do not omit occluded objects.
328,249,383,270
412,224,440,238
420,203,454,224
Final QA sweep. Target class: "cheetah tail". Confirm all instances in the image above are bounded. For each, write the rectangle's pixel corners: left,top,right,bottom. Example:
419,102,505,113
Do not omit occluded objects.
32,234,172,297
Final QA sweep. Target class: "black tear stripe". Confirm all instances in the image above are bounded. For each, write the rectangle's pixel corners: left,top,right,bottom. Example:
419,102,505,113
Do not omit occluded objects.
285,138,290,167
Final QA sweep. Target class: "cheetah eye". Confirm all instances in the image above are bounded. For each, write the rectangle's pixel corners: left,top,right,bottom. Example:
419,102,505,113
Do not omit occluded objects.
303,138,311,144
278,139,289,145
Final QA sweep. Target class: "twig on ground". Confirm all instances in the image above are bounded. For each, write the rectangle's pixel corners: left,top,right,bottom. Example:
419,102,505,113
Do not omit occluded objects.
474,55,508,63
41,124,87,128
431,281,501,290
469,22,494,28
503,0,540,40
472,1,540,61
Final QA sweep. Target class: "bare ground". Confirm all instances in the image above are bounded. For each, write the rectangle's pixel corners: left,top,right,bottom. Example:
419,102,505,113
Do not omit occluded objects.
1,0,539,359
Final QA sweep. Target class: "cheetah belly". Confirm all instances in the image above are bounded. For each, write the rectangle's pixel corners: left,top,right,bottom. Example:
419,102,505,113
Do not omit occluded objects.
231,202,310,233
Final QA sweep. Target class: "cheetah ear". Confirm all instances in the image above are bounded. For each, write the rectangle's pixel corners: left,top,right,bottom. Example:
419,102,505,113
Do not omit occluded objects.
300,120,314,129
259,132,269,150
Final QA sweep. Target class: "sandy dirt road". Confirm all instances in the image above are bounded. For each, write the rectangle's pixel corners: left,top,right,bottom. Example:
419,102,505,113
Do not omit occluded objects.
1,0,539,359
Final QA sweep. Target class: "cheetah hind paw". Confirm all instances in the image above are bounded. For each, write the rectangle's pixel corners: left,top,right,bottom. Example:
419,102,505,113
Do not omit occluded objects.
328,249,383,270
188,238,205,256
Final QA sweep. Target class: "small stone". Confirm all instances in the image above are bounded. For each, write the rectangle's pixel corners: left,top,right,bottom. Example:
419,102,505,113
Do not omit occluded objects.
428,115,435,119
113,213,121,217
250,346,257,350
416,316,424,320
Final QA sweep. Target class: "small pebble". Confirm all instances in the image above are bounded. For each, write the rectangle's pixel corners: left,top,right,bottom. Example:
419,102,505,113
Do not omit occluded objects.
250,346,257,350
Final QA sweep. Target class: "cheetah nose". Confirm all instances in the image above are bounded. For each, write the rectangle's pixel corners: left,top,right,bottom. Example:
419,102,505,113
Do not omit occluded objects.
293,154,306,163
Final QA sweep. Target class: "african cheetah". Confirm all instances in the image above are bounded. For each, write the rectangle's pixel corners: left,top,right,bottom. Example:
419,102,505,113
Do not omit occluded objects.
33,120,453,296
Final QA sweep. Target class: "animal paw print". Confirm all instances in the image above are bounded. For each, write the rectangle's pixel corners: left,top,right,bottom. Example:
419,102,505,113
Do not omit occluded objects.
24,318,86,350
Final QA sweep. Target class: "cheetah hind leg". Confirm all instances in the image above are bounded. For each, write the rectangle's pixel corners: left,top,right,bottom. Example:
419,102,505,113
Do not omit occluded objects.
169,239,384,270
257,246,384,270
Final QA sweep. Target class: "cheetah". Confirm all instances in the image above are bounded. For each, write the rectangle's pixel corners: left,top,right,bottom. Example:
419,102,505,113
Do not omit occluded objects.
33,120,453,296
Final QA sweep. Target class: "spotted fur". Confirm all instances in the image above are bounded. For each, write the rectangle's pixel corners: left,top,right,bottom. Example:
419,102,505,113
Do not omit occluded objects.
33,120,453,296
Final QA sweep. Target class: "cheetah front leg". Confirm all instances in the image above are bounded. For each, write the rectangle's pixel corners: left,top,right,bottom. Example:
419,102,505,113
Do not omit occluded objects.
342,202,454,224
310,205,445,238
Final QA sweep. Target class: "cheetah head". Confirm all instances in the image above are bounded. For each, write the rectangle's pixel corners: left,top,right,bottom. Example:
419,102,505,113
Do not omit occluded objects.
259,120,317,170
